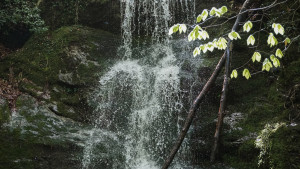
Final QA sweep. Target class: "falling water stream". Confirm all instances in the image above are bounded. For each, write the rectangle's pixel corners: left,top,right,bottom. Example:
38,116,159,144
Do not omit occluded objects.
82,0,197,168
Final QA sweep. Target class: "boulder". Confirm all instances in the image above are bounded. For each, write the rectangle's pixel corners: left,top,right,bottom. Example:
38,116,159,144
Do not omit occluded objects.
0,25,120,121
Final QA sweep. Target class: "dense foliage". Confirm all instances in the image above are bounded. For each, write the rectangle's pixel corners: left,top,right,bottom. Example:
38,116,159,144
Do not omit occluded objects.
0,0,47,33
0,0,47,48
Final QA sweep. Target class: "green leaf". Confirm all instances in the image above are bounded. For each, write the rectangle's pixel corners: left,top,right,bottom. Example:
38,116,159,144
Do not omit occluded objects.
231,69,238,78
197,9,209,23
272,23,284,35
199,30,209,40
179,24,187,34
252,52,261,62
199,45,206,53
215,10,222,17
284,37,291,47
194,25,202,31
197,15,202,23
262,58,273,71
270,55,280,67
270,54,275,60
220,6,228,14
212,39,218,48
169,24,179,35
242,69,251,80
210,7,217,16
217,37,227,50
188,31,195,41
200,44,208,53
275,48,283,58
277,24,284,35
247,35,255,46
206,42,214,52
243,21,253,32
188,25,202,41
193,47,200,57
228,31,241,40
274,58,280,67
267,33,278,47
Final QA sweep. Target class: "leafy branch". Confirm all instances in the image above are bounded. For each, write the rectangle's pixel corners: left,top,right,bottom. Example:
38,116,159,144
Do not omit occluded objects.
162,0,298,168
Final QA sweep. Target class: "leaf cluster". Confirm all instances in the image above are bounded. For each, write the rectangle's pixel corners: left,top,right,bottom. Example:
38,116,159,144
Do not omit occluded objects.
169,4,293,81
0,0,47,34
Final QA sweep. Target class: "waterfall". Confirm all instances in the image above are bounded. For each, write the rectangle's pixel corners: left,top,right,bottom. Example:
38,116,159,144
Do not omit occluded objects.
120,0,195,58
82,0,196,168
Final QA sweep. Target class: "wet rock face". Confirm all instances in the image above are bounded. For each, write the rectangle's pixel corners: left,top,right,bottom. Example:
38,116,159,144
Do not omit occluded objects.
0,94,122,169
80,0,121,34
0,25,120,122
39,0,121,34
0,26,121,168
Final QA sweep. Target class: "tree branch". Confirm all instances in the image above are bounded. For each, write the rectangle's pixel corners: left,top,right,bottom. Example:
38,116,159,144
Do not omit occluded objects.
161,0,253,168
161,52,226,169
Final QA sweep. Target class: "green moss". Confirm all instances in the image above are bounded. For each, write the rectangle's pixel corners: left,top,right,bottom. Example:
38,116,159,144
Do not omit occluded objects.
223,60,295,168
0,25,117,86
281,58,300,86
0,25,119,121
238,139,258,160
0,129,35,169
56,102,77,120
0,128,82,169
0,99,10,126
267,125,300,169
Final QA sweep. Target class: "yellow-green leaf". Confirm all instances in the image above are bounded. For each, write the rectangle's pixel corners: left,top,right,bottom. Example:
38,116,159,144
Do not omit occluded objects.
270,55,280,67
169,24,179,35
215,10,222,17
217,37,227,50
252,52,261,62
197,9,209,23
243,21,253,32
231,69,238,78
275,48,283,58
188,25,202,41
270,54,275,61
210,7,217,16
179,24,187,34
193,47,200,57
272,23,284,35
220,6,228,14
188,31,195,41
247,35,255,45
242,69,251,80
200,30,209,40
206,42,214,52
262,58,273,71
284,37,291,47
199,44,207,53
228,31,241,40
267,33,278,47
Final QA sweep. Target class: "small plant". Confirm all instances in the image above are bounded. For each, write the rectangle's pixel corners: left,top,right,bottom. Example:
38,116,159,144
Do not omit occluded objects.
255,122,286,167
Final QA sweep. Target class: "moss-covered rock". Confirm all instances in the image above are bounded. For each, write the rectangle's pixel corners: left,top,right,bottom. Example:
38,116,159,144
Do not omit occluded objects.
220,46,300,168
0,25,120,121
0,94,123,169
0,97,10,126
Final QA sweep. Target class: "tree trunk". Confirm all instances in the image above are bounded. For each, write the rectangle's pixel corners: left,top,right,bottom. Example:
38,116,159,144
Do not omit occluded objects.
161,0,253,168
210,0,254,162
161,53,226,169
210,44,231,162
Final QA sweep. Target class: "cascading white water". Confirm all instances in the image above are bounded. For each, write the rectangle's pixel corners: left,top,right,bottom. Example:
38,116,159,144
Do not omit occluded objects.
120,0,195,57
82,0,196,168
